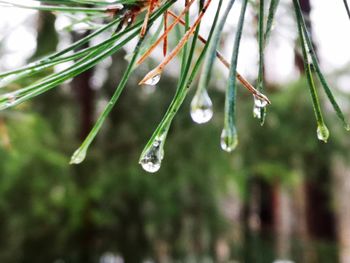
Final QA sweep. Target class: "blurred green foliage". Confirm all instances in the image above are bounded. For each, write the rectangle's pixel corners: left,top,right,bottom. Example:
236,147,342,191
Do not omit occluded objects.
0,71,344,262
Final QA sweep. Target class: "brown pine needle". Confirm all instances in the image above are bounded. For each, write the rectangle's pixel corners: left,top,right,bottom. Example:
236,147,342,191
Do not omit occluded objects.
136,0,197,66
163,11,168,56
140,0,157,37
139,0,212,85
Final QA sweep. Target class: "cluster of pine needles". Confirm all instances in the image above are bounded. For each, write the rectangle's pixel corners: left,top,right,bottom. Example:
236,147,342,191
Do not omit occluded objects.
0,0,349,173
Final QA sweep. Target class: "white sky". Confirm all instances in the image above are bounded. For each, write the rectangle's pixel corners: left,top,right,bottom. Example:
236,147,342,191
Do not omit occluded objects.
0,0,350,89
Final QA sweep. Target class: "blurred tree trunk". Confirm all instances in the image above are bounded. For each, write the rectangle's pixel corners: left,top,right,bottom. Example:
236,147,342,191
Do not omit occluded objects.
31,12,61,123
72,43,95,140
292,171,313,262
243,176,265,262
34,13,97,262
32,13,58,59
333,156,350,263
71,31,96,263
273,183,292,260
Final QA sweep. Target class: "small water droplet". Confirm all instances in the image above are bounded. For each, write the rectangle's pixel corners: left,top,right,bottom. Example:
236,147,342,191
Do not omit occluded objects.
70,148,87,164
190,90,213,124
220,126,238,153
253,105,261,119
144,74,161,86
345,123,350,131
317,124,329,143
253,95,267,124
139,135,165,173
7,93,16,104
40,58,52,64
253,95,268,108
0,93,17,110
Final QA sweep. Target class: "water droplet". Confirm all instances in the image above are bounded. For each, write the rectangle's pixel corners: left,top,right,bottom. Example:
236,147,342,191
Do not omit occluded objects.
7,93,16,104
0,93,17,110
253,95,268,108
70,148,87,164
220,126,238,153
253,95,267,124
144,74,161,86
190,90,213,124
253,105,261,119
40,58,52,64
139,135,165,173
317,124,329,143
99,252,123,263
345,123,350,131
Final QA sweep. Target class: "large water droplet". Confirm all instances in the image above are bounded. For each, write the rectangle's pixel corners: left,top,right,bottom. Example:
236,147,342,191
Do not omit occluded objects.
220,126,238,153
144,74,161,86
317,124,329,143
70,148,87,164
190,90,213,124
139,135,165,173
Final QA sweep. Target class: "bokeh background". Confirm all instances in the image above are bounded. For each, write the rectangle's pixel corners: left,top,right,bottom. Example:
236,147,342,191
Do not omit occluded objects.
0,0,350,262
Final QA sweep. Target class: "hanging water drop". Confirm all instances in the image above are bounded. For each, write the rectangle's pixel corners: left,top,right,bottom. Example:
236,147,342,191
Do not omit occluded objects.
252,95,267,123
317,124,329,143
139,135,165,173
190,89,213,124
253,95,268,108
253,105,261,119
220,126,238,153
70,147,87,164
144,74,161,86
345,123,350,131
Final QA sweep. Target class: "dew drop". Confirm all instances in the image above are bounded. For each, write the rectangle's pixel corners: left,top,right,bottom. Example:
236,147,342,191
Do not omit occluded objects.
317,124,329,143
144,74,161,86
190,90,213,124
70,148,87,164
220,126,238,153
139,136,165,173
